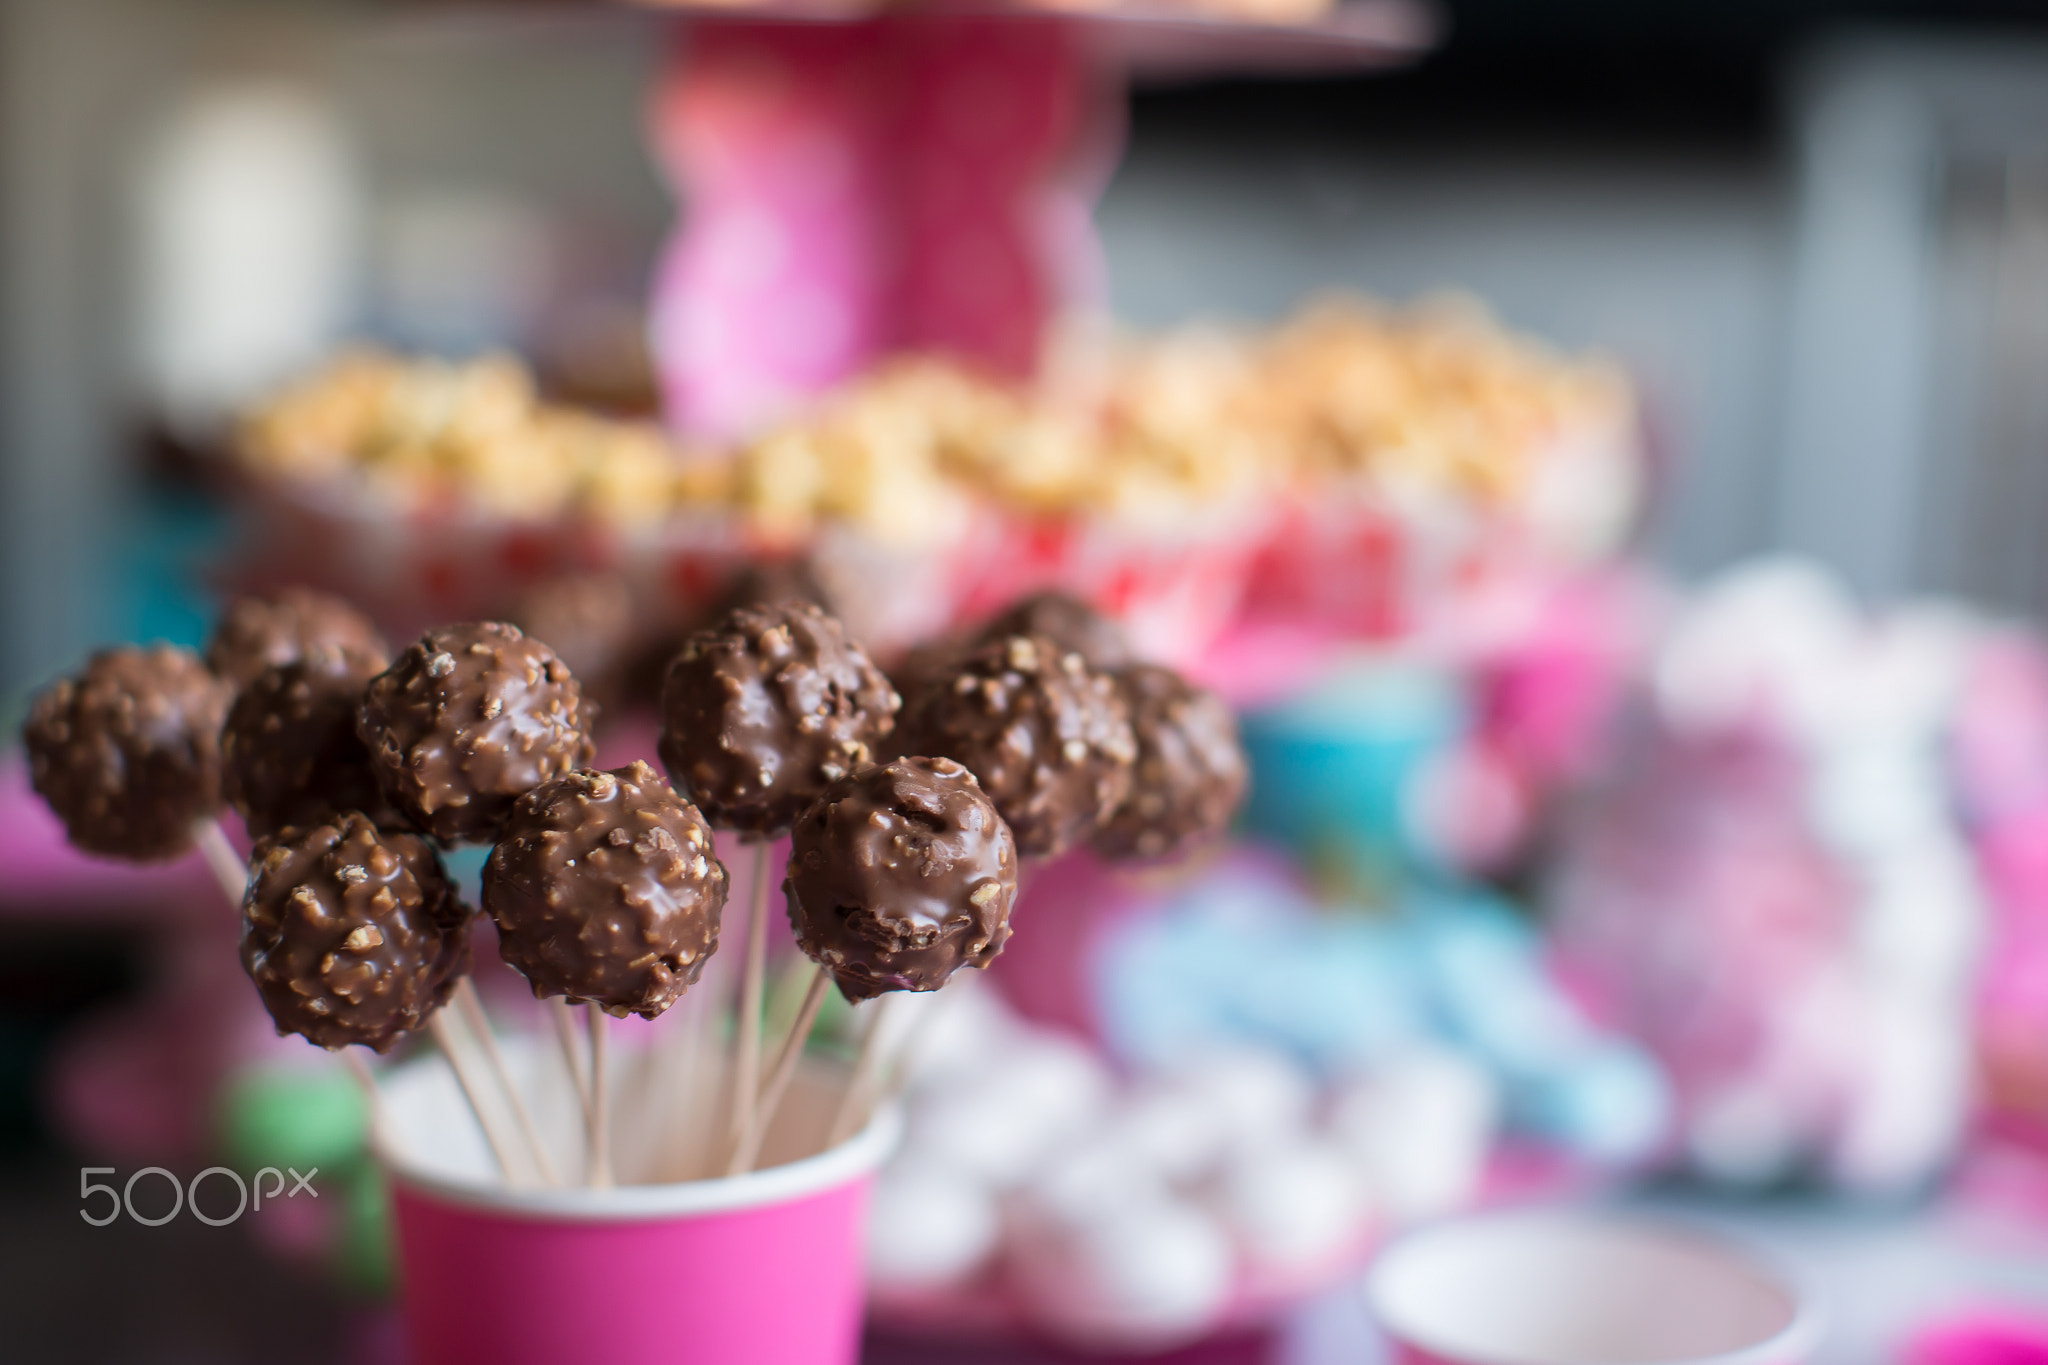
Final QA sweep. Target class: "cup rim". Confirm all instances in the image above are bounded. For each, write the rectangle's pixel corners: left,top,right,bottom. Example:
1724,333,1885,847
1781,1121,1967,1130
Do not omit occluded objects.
373,1058,903,1225
1366,1208,1825,1365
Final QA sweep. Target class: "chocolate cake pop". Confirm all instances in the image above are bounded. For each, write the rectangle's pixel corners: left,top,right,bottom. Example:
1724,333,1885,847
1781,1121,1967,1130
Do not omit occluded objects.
207,588,388,690
484,761,728,1019
358,622,595,844
23,644,234,861
241,812,470,1052
1091,665,1247,861
509,572,637,716
658,600,899,838
979,591,1131,672
895,634,1136,859
786,757,1018,1002
223,642,409,839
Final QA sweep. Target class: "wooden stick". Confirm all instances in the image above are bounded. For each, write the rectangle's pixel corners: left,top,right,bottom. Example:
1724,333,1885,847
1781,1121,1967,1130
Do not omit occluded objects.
549,996,592,1112
587,1004,613,1188
196,820,248,908
637,986,706,1183
764,949,817,1046
427,1010,527,1187
455,980,559,1187
826,993,900,1148
727,966,829,1176
722,843,773,1169
341,1049,386,1149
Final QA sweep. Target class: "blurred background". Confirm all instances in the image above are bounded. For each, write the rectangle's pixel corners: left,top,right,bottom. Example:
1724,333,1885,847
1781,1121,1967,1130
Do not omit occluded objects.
8,0,2048,1361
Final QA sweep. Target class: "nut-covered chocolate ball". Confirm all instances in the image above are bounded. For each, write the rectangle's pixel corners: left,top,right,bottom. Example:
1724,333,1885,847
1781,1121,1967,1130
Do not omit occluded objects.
509,572,637,716
658,601,899,838
896,634,1136,859
223,643,409,840
358,622,595,844
241,813,470,1052
207,588,388,690
484,761,728,1020
1090,665,1247,861
979,591,1130,672
786,757,1018,1002
23,645,234,861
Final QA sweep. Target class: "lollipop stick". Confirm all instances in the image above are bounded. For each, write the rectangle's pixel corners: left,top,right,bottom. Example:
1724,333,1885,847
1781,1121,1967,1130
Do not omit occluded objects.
826,993,901,1148
587,1004,613,1188
341,1049,386,1149
196,820,247,908
455,980,560,1187
722,843,772,1168
728,966,829,1176
549,995,592,1112
427,1010,528,1187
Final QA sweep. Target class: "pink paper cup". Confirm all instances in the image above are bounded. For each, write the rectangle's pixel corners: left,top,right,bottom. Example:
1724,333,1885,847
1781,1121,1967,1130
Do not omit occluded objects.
375,1056,901,1365
1367,1209,1821,1365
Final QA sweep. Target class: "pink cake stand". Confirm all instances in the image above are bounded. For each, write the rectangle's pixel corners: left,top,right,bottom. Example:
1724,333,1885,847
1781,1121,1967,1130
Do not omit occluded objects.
632,0,1434,437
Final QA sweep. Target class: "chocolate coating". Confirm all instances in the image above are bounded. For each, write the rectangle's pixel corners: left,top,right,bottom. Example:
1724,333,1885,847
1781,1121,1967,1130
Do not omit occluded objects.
1090,665,1247,861
207,588,388,690
484,761,728,1019
23,645,234,861
658,601,899,838
223,643,408,839
241,813,470,1052
978,592,1130,672
786,757,1018,1002
509,572,636,716
895,634,1136,859
358,622,595,844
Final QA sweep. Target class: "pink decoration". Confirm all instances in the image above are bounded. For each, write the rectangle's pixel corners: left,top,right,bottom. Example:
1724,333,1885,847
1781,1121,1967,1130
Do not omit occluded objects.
649,16,1116,439
1954,634,2048,1135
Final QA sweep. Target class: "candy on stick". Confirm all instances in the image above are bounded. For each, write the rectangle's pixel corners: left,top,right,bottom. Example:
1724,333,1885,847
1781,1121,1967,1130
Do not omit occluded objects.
222,642,410,839
979,591,1131,673
787,757,1018,1001
233,811,545,1180
358,622,595,845
733,756,1019,1173
508,572,638,717
896,634,1136,859
23,644,235,868
207,587,387,691
241,812,469,1052
657,600,899,838
658,599,899,1167
1090,665,1247,862
484,762,730,1186
888,590,1128,703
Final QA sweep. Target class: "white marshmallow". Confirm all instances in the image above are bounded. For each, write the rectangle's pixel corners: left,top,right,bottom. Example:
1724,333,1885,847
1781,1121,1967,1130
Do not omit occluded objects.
866,1163,1000,1294
1208,1136,1368,1277
1154,1046,1316,1153
1008,1193,1234,1350
1329,1048,1497,1223
909,1031,1112,1188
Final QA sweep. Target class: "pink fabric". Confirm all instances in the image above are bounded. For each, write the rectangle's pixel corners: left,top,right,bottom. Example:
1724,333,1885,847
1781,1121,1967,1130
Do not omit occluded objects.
391,1175,874,1365
649,15,1115,439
